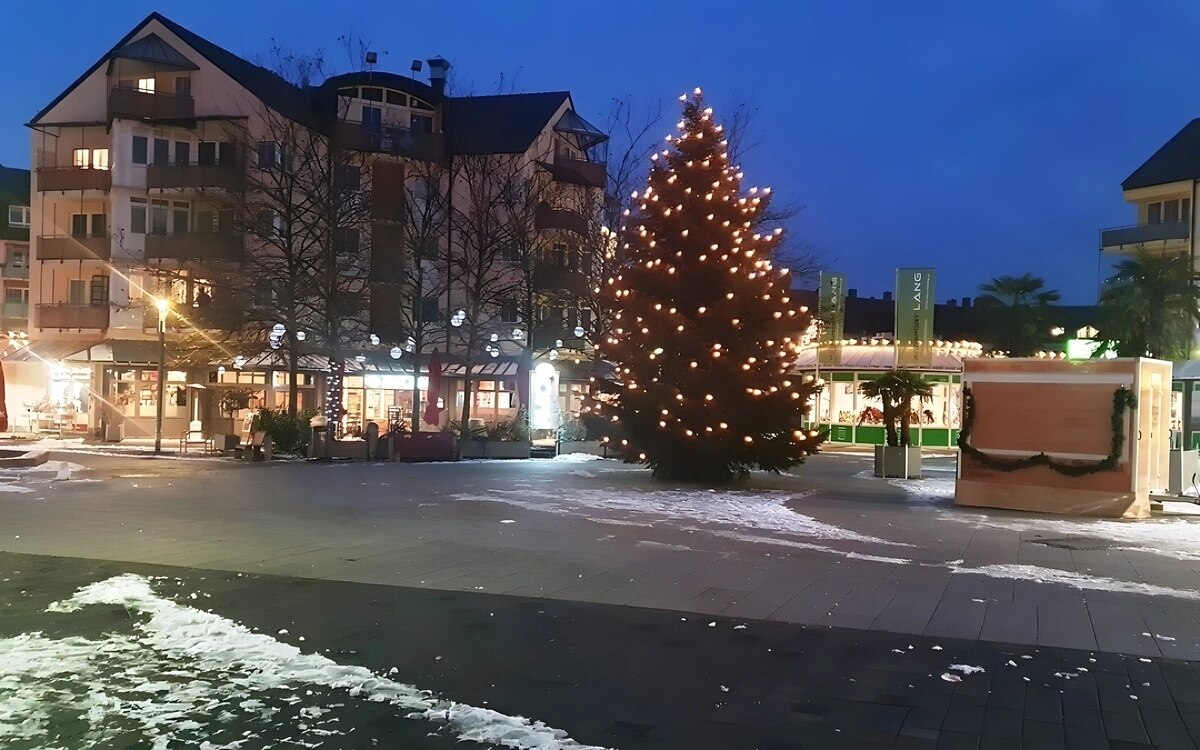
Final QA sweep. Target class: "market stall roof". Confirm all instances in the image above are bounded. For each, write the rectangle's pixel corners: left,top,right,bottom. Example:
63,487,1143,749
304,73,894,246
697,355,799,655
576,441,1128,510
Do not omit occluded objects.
791,343,982,372
0,339,94,364
442,361,520,378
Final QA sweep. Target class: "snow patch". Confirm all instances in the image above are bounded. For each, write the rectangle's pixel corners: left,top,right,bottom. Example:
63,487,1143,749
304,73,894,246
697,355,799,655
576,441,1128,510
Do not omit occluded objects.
20,574,611,750
950,562,1200,601
0,483,33,493
948,664,985,675
456,487,905,546
568,470,596,478
939,512,1200,562
552,453,604,463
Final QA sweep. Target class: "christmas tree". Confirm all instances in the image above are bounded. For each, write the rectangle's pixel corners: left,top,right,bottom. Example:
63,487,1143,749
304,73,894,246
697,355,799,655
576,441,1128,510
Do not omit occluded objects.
588,89,824,482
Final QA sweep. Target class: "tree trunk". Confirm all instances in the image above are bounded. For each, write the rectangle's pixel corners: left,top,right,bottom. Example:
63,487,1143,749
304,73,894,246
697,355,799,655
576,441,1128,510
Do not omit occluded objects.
883,401,899,447
899,399,912,447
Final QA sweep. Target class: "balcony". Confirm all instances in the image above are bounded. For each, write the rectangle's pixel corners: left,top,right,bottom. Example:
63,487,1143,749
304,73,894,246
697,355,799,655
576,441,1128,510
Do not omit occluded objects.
535,202,589,236
108,86,194,121
2,301,28,321
143,303,242,331
145,231,243,262
533,262,588,293
552,155,606,189
333,122,447,162
1100,221,1190,251
36,166,111,192
38,235,110,261
36,303,109,329
148,162,243,191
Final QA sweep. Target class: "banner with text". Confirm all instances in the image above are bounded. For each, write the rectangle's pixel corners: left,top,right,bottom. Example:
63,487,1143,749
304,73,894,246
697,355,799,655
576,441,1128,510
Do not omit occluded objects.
895,268,935,368
817,272,846,366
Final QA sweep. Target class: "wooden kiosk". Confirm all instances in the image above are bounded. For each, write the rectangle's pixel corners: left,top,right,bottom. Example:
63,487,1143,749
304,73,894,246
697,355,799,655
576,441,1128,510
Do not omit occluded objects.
955,358,1170,519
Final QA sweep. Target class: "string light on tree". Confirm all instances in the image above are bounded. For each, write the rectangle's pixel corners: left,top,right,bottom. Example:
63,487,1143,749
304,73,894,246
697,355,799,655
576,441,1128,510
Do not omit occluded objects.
585,89,824,482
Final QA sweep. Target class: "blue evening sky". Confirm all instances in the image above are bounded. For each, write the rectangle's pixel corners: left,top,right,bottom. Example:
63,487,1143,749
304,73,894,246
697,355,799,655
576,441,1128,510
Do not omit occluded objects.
5,1,1199,303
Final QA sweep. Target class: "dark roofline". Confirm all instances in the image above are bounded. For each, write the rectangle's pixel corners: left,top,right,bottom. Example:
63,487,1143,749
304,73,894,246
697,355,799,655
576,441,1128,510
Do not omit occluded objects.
1121,118,1200,191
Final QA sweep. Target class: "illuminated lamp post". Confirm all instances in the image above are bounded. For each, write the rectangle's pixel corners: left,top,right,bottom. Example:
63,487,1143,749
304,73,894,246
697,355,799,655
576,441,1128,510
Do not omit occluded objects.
154,297,170,454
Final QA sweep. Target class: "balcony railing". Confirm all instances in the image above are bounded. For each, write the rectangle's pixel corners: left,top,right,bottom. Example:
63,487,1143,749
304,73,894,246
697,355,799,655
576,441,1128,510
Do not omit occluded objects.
36,166,111,192
38,235,110,261
533,262,588,293
143,303,242,331
1,263,29,280
108,86,195,121
1100,221,1190,249
36,303,109,329
2,301,28,320
535,202,589,235
552,155,606,189
147,162,244,191
144,231,243,262
332,122,447,162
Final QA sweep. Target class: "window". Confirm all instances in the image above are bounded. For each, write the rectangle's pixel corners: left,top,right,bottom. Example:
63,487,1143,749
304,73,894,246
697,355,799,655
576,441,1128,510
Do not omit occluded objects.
499,298,519,323
338,87,358,98
90,214,106,238
5,288,28,304
258,210,282,238
580,307,592,330
172,202,190,234
554,243,569,268
1147,198,1190,224
197,142,216,166
73,148,89,168
411,114,434,134
386,90,407,105
175,141,191,166
175,76,191,97
153,138,170,165
132,135,148,165
131,198,147,235
257,141,277,169
68,279,86,305
150,200,169,235
361,106,382,132
196,210,215,234
361,87,383,102
333,227,359,255
7,206,29,228
218,142,237,167
417,297,441,322
8,249,26,268
70,214,88,237
90,275,109,305
92,148,109,170
498,244,520,263
137,77,156,93
335,165,361,191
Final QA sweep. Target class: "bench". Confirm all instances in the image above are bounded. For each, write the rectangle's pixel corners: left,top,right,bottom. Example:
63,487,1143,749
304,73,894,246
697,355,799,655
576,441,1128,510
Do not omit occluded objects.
179,421,214,455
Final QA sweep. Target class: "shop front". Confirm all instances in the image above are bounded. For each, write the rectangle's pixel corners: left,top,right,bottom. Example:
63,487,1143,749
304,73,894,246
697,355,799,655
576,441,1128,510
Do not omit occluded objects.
794,343,982,447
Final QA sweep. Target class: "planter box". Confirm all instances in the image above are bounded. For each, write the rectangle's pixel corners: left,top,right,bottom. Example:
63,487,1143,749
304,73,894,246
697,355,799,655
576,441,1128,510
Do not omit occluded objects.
459,440,531,459
391,432,456,461
330,440,369,459
558,440,608,457
211,433,240,451
874,445,922,478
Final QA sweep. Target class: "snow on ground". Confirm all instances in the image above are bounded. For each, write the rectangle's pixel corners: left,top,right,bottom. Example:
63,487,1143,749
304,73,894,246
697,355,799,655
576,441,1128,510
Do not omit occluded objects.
948,562,1200,601
0,484,33,494
0,574,611,749
552,453,605,463
456,487,906,546
939,512,1200,561
886,477,955,503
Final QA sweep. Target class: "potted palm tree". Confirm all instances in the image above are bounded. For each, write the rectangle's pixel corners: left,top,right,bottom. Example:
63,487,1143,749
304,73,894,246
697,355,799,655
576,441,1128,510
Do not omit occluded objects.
859,369,934,478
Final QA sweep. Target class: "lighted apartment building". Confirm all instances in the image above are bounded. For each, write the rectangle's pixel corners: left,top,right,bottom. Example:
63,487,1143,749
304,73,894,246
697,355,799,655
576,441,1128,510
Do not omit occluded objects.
18,12,606,440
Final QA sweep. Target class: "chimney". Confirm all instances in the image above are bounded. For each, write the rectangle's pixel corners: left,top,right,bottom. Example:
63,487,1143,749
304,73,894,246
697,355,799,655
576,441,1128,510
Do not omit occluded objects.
427,57,451,95
882,291,893,302
847,288,858,299
962,296,972,309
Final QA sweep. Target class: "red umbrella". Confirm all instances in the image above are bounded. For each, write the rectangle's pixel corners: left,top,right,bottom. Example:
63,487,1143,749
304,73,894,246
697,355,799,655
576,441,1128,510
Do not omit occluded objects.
422,349,444,427
0,361,7,432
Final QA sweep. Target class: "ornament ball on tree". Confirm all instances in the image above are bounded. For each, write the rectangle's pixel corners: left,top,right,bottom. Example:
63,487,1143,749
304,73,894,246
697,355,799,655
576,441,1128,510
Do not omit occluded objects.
587,88,824,482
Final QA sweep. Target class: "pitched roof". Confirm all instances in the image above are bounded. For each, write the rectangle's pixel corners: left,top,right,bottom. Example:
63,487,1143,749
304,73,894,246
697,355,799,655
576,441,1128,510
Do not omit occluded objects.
444,92,570,155
110,32,199,70
1122,119,1200,191
31,12,315,126
0,166,30,205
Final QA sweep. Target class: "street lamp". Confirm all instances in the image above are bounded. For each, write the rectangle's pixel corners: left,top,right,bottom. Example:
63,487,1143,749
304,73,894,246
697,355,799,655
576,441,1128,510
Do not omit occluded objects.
154,297,169,454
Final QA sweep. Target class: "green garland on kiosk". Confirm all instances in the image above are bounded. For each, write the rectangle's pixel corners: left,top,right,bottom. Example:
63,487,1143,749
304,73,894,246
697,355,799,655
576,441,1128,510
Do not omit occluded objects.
957,386,1136,477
